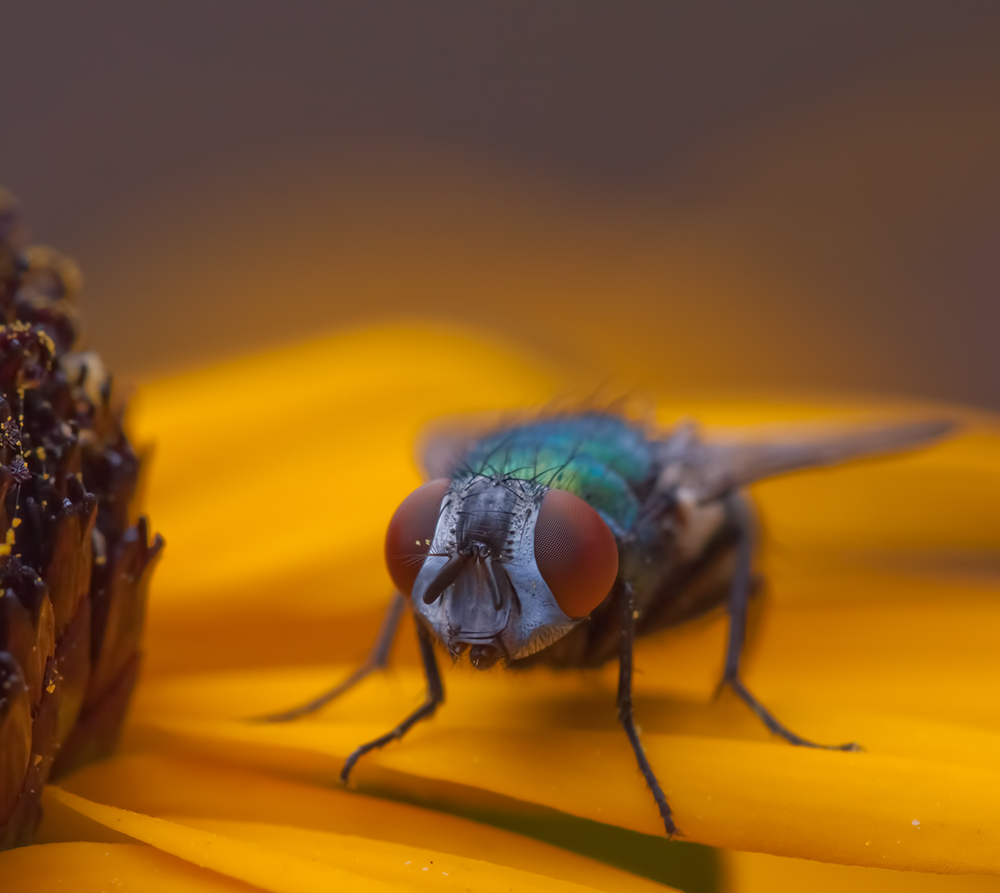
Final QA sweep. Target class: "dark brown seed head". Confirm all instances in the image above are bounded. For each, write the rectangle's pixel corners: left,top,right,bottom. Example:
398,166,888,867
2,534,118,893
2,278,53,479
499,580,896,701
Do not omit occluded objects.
0,188,163,850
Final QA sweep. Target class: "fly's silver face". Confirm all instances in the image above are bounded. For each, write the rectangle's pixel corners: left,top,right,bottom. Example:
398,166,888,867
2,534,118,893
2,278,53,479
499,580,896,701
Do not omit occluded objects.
385,474,620,668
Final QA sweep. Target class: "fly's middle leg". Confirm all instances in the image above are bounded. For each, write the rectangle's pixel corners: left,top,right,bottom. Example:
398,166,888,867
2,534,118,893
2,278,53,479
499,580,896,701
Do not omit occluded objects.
617,581,677,837
721,494,859,752
255,590,407,723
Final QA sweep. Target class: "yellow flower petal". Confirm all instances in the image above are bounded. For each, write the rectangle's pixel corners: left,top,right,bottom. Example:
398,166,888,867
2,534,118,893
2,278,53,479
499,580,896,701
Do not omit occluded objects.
47,786,678,893
48,753,680,893
170,818,657,893
0,842,262,893
726,849,1000,892
47,787,406,893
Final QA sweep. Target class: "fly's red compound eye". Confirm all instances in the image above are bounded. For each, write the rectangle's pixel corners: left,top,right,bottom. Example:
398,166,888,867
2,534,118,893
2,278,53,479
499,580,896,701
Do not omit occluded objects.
534,488,619,618
385,479,450,596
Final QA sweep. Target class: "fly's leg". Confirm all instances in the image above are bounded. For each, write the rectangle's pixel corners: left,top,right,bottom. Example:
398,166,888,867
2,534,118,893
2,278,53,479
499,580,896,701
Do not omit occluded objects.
256,591,406,723
721,495,859,751
618,581,677,837
340,616,444,783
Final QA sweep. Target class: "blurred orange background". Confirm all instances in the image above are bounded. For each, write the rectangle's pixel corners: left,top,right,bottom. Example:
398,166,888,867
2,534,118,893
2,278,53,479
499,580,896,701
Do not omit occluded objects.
2,2,999,405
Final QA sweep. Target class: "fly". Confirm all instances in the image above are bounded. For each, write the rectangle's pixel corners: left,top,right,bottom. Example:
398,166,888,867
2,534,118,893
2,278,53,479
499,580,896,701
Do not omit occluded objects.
260,411,954,836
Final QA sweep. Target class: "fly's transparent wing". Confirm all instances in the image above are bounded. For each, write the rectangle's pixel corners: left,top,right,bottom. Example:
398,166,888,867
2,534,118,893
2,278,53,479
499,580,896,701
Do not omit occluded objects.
676,418,956,503
420,428,474,479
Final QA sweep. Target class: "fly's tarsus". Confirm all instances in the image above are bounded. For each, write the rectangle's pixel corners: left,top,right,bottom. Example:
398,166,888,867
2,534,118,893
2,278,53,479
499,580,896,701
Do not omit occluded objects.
727,677,861,752
340,617,444,783
719,494,862,753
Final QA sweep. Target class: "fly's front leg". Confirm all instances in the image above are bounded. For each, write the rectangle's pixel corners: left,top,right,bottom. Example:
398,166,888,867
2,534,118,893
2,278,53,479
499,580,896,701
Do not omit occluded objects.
340,614,444,783
721,494,859,751
618,581,677,837
256,591,406,722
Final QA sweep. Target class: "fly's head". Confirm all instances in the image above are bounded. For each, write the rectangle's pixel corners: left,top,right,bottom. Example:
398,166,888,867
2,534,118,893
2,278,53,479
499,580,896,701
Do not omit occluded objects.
385,475,619,669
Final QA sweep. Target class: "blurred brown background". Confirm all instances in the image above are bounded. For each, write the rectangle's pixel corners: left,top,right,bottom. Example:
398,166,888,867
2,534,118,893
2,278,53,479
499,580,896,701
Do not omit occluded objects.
1,2,999,407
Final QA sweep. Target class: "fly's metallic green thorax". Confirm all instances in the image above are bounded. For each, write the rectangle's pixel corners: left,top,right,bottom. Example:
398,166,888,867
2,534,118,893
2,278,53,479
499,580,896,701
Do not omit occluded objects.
461,414,654,534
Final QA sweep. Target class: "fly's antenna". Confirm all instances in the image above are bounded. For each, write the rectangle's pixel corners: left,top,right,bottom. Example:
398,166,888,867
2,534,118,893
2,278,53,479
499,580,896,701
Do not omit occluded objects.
483,556,504,610
422,552,471,604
